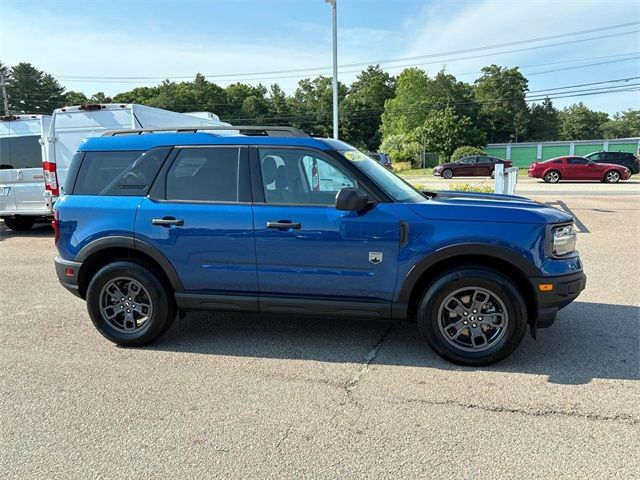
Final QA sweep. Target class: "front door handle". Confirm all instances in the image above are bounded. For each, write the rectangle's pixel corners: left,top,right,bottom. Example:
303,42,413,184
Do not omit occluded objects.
152,217,184,227
267,220,301,230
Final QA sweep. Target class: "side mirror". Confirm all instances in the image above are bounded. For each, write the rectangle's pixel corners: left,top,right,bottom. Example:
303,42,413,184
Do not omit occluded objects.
335,187,370,211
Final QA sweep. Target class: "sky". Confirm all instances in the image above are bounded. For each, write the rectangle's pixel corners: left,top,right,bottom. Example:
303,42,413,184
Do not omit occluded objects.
1,0,639,116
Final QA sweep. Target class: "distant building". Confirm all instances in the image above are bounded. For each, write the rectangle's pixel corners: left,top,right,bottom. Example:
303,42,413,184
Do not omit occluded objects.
484,137,640,168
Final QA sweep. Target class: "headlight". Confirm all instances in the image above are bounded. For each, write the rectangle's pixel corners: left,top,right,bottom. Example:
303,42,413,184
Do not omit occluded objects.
552,224,577,256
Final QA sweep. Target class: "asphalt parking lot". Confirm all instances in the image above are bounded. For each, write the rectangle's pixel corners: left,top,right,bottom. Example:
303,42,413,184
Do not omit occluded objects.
1,189,638,478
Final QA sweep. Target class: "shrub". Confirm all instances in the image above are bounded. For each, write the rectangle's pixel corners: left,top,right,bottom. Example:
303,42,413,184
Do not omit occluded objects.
450,146,486,162
392,161,412,172
447,183,493,193
380,134,423,167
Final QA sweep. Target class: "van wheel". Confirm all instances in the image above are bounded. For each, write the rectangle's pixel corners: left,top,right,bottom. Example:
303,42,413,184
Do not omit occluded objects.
417,268,527,366
86,261,176,346
3,217,35,231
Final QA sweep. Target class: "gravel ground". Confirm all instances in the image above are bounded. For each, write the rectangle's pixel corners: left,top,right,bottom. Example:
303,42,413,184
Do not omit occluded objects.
0,194,638,479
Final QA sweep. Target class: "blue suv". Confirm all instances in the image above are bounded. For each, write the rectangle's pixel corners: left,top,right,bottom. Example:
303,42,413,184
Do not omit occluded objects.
53,126,585,365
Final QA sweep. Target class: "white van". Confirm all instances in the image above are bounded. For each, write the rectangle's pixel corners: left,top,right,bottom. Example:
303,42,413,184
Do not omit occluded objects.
0,114,51,230
43,104,232,212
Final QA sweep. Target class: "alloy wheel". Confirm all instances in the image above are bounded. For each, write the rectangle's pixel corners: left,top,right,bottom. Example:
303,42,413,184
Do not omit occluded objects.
438,286,509,352
99,277,153,333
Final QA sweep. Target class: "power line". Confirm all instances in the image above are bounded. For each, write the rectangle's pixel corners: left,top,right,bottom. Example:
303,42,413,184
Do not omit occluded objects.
49,23,640,81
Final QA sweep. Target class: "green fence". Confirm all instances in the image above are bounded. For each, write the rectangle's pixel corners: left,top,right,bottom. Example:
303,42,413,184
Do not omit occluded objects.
485,138,639,168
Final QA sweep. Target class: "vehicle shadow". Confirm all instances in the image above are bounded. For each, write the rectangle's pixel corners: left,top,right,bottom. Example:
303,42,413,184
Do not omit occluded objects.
146,300,639,385
0,222,53,242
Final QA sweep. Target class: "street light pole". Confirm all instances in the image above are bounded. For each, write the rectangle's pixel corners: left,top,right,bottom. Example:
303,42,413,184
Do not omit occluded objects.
325,0,338,139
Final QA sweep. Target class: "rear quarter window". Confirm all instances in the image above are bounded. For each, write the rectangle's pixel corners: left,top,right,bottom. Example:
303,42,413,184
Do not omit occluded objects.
72,150,147,195
0,135,42,169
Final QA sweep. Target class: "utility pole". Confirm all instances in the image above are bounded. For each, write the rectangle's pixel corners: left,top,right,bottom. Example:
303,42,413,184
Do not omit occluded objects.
0,73,9,115
325,0,338,139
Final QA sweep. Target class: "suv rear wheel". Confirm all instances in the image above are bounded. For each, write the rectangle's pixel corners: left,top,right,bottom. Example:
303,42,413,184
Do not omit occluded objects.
3,217,35,231
86,261,176,346
417,268,527,365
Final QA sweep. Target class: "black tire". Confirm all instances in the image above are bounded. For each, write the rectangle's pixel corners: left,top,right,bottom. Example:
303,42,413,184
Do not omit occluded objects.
543,170,560,183
3,217,35,231
417,268,527,366
490,169,495,179
86,261,176,346
442,169,453,179
603,170,620,183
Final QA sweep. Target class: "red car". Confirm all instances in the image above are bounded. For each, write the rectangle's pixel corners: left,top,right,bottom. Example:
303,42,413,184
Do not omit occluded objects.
528,156,631,183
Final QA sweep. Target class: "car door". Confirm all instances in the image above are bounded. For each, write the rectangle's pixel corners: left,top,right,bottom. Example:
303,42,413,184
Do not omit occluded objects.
475,156,493,176
565,157,590,179
456,157,475,176
251,147,401,312
135,146,258,299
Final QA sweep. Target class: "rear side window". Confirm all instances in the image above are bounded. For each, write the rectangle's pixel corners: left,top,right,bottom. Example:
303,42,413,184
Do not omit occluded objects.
165,147,240,202
73,150,144,195
0,135,42,169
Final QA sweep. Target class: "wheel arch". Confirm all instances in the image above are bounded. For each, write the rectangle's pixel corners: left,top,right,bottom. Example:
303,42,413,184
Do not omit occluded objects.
75,237,183,299
398,245,539,326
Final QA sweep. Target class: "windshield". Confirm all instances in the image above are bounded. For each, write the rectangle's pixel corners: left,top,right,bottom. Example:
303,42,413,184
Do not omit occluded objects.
322,139,426,203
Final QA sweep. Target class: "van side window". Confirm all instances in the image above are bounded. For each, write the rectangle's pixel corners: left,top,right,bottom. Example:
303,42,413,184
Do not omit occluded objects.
166,147,240,202
0,135,41,169
73,150,144,195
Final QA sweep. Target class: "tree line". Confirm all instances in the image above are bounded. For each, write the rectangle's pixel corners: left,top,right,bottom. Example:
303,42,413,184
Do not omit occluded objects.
1,60,638,163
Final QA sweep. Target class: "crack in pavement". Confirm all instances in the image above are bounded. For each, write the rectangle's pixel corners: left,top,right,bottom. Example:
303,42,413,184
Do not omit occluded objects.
343,322,397,395
395,398,639,425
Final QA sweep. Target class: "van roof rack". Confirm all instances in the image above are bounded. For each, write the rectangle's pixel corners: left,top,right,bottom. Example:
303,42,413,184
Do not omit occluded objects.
101,125,309,138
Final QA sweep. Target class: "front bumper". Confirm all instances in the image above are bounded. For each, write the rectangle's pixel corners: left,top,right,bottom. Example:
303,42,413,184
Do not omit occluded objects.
55,256,82,298
433,170,442,176
531,270,586,328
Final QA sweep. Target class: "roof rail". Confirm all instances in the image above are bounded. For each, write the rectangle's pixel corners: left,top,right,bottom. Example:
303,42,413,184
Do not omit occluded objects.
101,125,309,138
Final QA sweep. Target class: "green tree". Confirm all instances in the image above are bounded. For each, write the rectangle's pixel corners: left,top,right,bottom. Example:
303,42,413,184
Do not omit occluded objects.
602,109,640,138
224,82,269,123
0,61,11,114
413,107,486,161
380,67,430,137
266,83,291,125
427,70,479,124
8,63,65,113
528,97,560,141
474,64,529,142
559,102,609,140
89,91,112,104
64,90,89,106
288,76,347,137
341,65,395,150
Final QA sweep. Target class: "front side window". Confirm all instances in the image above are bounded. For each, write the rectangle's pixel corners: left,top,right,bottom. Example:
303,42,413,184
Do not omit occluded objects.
166,147,239,202
476,157,492,164
259,149,355,205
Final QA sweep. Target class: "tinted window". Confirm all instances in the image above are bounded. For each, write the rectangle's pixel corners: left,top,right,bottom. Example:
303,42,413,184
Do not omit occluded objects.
73,150,144,194
568,157,588,165
588,153,604,161
101,148,170,196
259,148,355,205
0,135,42,169
166,147,239,202
553,159,563,164
476,157,492,164
458,157,474,164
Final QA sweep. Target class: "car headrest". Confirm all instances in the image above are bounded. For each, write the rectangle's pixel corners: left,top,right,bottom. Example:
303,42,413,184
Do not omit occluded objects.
262,156,278,184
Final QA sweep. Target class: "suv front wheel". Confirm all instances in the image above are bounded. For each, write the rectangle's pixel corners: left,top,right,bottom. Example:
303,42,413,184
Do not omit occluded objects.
86,261,176,346
417,268,527,365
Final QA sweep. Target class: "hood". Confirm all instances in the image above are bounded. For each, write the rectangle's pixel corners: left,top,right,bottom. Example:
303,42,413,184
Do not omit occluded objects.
411,190,573,224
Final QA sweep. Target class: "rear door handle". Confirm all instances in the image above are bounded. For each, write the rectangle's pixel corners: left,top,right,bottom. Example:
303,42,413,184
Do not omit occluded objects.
267,220,301,230
152,217,184,226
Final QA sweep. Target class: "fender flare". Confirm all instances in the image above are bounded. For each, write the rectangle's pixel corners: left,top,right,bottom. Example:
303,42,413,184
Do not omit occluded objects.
396,243,540,303
75,235,184,291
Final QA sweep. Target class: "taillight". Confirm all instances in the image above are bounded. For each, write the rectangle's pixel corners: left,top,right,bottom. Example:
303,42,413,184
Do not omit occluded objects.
52,209,59,243
43,161,59,196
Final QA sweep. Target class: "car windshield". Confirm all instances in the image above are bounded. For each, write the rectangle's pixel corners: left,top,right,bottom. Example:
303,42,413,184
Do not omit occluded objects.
322,139,426,203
